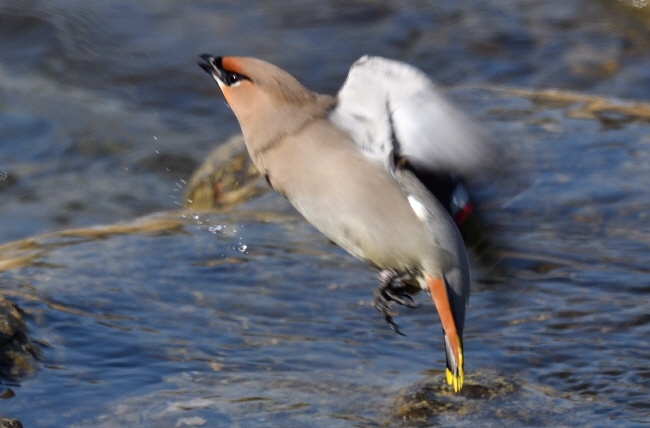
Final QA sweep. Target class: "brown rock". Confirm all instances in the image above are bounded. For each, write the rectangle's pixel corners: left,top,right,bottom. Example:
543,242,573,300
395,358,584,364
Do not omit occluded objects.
183,135,268,209
0,297,39,380
0,418,23,428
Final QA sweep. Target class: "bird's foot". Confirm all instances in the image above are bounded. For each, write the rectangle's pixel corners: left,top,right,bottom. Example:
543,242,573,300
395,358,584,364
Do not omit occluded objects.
373,270,419,336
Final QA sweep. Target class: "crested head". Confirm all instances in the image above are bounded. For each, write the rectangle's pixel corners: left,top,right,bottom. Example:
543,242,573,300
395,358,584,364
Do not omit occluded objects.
200,55,322,117
199,55,334,154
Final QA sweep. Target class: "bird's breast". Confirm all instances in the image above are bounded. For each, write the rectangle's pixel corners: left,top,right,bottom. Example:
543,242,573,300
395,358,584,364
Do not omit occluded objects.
260,120,434,271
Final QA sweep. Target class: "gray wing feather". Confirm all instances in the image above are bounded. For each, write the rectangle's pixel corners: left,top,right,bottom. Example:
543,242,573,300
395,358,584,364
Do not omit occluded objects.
332,55,500,177
394,168,470,310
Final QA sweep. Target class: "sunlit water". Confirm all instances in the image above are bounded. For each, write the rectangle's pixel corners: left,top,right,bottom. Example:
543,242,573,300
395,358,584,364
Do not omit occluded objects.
1,0,650,426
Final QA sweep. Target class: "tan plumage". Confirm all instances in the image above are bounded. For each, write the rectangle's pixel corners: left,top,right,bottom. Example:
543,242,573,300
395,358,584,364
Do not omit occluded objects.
199,55,473,391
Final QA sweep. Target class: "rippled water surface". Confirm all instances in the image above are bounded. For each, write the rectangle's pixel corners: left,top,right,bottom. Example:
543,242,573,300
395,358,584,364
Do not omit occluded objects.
1,1,650,426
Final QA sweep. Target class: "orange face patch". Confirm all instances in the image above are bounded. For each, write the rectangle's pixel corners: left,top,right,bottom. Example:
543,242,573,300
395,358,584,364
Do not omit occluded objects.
219,85,233,105
222,57,245,75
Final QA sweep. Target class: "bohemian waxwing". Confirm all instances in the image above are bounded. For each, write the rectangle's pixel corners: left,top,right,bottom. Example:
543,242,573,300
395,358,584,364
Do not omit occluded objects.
198,55,500,392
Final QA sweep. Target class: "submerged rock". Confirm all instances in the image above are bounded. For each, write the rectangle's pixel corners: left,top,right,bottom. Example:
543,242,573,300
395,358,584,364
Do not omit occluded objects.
183,135,267,209
0,296,39,380
0,418,23,428
391,371,517,424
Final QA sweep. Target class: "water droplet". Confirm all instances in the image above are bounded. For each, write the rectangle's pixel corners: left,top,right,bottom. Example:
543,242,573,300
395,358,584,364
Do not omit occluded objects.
238,244,247,252
208,225,224,233
192,214,200,220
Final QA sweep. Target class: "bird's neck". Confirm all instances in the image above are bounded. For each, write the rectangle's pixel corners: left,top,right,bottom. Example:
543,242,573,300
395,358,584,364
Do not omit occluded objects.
239,94,336,171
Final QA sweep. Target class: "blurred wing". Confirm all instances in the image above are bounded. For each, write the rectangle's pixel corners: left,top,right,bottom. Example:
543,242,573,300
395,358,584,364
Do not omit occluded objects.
331,56,501,177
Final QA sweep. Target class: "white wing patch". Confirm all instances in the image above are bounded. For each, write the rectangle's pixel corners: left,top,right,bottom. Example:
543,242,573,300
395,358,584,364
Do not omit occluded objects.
407,195,429,222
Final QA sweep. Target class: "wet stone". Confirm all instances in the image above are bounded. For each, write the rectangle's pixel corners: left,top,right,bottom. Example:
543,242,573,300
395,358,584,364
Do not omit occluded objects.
183,134,268,209
0,418,22,428
391,372,517,423
0,297,39,380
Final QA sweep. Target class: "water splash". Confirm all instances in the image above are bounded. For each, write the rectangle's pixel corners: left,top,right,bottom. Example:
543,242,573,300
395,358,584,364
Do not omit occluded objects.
208,225,224,233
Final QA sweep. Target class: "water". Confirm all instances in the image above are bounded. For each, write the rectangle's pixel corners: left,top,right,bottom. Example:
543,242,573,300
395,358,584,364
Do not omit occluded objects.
1,0,650,426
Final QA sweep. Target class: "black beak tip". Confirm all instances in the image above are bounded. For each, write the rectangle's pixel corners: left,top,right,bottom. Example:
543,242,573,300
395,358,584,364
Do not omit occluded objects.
199,53,214,63
198,54,225,77
198,53,214,73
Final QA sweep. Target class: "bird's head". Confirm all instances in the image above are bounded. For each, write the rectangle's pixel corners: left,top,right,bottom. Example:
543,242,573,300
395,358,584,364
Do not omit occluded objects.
199,55,330,150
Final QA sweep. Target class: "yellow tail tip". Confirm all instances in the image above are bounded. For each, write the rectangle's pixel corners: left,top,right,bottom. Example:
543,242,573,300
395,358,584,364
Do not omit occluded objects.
445,339,464,392
445,368,464,392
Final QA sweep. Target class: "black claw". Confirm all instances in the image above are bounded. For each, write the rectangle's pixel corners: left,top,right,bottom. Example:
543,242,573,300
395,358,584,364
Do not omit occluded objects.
384,287,419,309
373,269,418,335
386,314,406,336
373,292,405,336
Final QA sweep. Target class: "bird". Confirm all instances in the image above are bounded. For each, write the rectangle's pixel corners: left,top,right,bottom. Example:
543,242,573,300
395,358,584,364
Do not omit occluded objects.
198,54,499,392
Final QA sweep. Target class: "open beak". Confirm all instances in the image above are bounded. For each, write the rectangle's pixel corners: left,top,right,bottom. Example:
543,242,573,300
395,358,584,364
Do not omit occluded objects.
198,54,225,84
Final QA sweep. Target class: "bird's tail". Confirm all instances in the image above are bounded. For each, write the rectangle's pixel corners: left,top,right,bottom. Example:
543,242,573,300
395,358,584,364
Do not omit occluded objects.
443,331,464,392
426,274,464,392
